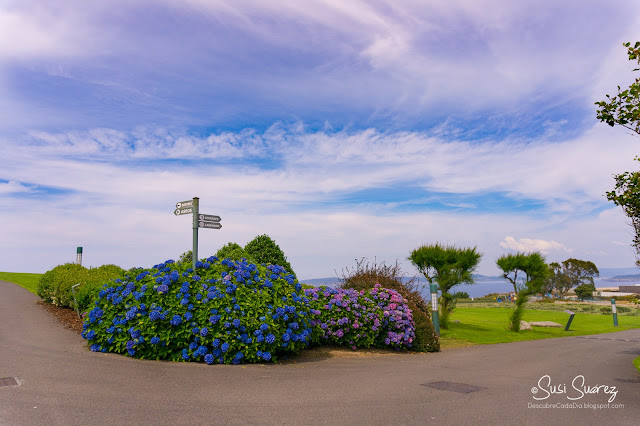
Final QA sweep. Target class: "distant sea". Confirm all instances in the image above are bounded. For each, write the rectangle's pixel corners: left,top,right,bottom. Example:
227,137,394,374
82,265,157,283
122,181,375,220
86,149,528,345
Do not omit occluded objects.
300,267,640,299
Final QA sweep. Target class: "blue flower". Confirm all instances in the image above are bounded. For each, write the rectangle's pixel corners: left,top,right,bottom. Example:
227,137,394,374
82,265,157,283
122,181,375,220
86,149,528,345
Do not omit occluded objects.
262,351,271,361
90,344,100,352
185,312,193,321
221,342,230,352
282,333,290,342
150,337,160,345
259,323,269,331
86,330,96,340
212,338,221,348
209,315,220,324
170,315,182,326
189,342,198,351
204,353,214,364
200,328,209,337
157,284,168,294
232,319,241,328
197,345,207,356
265,334,275,344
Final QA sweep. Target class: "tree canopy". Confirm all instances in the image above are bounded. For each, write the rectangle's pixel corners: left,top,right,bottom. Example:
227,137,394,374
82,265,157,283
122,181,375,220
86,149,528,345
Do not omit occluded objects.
496,252,548,296
596,41,640,136
496,252,548,332
597,41,640,264
409,243,482,328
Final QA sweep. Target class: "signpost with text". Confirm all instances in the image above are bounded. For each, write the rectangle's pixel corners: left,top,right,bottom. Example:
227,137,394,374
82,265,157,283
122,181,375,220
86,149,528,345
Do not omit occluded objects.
174,197,222,270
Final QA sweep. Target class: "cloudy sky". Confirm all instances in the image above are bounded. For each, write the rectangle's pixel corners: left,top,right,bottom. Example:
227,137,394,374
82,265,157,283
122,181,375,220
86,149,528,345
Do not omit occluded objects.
1,0,640,279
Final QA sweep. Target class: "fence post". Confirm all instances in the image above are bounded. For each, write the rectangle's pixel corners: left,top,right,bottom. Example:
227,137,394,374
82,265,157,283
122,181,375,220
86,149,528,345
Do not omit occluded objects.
430,283,440,336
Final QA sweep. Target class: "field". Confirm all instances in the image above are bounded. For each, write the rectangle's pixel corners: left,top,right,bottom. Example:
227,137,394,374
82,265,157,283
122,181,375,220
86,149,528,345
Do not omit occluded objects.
440,307,640,348
0,272,42,294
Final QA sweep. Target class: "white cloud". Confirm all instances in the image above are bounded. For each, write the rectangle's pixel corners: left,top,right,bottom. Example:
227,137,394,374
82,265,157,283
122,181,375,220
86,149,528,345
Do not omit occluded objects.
500,236,572,255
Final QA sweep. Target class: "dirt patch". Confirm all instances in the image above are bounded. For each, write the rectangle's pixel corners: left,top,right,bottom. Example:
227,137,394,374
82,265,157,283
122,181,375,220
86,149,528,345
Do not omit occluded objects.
36,301,83,334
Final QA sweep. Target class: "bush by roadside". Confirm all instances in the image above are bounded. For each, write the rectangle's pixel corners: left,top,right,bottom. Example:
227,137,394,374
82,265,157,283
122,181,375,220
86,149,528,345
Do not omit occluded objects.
37,263,125,312
339,259,440,352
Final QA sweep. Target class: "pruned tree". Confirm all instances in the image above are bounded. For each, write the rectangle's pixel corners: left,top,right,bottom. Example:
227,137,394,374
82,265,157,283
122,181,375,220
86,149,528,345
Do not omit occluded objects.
496,252,548,332
409,243,482,329
574,283,596,301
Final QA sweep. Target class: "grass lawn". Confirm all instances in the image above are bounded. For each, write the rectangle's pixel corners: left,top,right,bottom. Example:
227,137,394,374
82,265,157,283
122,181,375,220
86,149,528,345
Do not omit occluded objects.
439,307,640,349
634,357,640,373
0,272,42,294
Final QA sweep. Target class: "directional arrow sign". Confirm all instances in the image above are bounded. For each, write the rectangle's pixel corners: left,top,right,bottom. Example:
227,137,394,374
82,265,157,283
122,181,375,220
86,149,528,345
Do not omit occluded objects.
199,221,222,229
176,200,194,209
174,207,193,216
198,214,221,222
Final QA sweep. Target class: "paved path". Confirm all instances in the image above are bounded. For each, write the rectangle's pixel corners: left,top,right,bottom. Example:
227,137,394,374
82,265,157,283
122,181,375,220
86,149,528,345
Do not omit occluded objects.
1,281,639,425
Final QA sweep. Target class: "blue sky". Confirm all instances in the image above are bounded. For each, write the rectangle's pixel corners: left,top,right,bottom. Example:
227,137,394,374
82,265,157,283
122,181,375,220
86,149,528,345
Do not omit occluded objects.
1,0,640,278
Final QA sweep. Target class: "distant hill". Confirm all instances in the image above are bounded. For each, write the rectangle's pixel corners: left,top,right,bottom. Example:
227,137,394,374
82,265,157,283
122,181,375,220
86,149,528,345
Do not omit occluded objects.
300,277,341,287
599,267,639,278
603,274,640,283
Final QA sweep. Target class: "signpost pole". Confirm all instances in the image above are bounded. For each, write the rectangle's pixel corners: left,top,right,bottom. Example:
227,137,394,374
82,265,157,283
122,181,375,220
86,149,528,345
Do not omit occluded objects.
192,197,199,271
611,299,618,327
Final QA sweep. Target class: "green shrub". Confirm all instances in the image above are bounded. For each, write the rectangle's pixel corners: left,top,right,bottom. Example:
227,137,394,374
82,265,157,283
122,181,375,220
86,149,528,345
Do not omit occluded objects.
339,258,439,352
38,263,89,307
600,307,612,314
37,263,124,311
216,242,251,262
617,306,632,313
452,291,470,299
244,235,295,277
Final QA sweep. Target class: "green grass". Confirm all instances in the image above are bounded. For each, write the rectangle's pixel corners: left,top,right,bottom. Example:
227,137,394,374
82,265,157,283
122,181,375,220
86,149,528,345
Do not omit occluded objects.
0,272,43,294
439,307,640,349
634,357,640,373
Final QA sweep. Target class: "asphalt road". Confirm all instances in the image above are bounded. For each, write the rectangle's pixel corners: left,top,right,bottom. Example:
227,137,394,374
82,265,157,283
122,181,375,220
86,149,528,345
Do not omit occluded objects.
1,281,639,425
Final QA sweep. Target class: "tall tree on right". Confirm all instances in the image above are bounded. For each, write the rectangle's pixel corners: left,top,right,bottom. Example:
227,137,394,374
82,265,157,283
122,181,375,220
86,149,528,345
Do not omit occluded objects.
596,41,640,265
496,252,548,332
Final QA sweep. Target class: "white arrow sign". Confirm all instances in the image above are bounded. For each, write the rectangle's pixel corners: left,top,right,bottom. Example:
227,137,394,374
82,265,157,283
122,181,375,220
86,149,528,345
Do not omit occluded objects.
176,200,194,209
174,207,193,216
199,221,222,229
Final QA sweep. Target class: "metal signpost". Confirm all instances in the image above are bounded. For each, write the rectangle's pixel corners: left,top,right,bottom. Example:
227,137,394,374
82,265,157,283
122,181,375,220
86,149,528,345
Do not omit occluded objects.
174,197,222,270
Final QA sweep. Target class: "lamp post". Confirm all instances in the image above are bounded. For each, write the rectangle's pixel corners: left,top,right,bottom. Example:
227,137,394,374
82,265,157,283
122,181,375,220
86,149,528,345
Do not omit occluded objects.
430,283,440,336
76,247,83,266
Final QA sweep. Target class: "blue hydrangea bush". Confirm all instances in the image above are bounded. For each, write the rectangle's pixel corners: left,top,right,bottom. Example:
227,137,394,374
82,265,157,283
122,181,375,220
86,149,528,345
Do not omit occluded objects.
305,284,416,350
82,257,312,364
